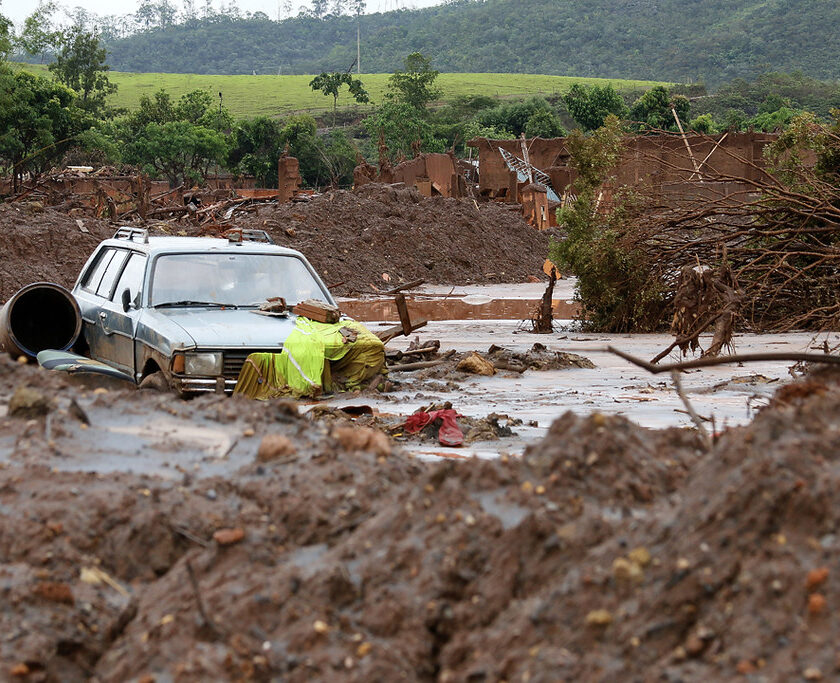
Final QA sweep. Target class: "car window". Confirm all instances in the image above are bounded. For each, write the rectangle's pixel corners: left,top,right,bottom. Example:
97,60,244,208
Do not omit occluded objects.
150,253,329,307
113,252,147,305
96,249,129,299
81,248,116,293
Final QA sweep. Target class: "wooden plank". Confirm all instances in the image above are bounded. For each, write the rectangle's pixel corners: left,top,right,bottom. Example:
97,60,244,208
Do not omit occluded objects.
383,279,425,295
395,293,412,336
374,318,428,344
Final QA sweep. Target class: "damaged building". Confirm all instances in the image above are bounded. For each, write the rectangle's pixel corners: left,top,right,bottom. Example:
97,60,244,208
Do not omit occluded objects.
467,132,780,227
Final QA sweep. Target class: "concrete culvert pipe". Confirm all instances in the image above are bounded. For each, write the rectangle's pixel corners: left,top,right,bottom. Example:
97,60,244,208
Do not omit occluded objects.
0,283,82,358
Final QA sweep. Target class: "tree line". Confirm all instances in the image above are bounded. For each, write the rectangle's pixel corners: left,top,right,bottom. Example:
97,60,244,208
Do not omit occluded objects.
13,0,836,84
3,0,838,195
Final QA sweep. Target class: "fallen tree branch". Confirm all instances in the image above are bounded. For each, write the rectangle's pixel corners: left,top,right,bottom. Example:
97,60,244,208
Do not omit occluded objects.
670,368,712,450
607,346,840,373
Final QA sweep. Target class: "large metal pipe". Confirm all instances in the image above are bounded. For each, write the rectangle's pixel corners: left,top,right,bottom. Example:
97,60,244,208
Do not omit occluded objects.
0,282,82,358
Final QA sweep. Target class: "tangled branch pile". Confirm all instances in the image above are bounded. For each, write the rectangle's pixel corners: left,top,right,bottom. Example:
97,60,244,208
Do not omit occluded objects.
555,113,840,333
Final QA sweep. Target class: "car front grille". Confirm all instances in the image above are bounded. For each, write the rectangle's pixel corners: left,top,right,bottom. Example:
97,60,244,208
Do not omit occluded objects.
223,350,258,379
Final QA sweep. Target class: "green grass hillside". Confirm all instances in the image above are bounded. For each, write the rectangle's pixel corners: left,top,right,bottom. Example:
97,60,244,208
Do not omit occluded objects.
14,65,668,117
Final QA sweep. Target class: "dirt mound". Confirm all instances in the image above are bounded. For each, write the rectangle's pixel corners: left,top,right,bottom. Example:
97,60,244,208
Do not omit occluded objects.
1,188,550,303
2,355,839,681
238,186,552,294
0,203,115,303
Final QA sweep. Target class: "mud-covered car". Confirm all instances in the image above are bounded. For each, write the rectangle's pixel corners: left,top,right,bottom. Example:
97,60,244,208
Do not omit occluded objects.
71,227,335,394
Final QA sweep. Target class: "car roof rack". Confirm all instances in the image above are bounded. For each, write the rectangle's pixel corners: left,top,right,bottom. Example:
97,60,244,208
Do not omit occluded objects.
113,227,149,244
225,228,275,245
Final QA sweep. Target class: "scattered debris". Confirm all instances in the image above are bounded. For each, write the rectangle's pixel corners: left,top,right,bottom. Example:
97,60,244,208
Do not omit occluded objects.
653,262,744,363
456,351,496,375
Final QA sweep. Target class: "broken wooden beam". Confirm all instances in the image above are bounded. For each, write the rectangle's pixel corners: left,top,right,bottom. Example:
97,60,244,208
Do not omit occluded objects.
383,279,425,296
375,319,428,344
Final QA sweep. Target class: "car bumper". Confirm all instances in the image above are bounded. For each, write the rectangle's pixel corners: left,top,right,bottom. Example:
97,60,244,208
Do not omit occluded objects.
172,375,238,394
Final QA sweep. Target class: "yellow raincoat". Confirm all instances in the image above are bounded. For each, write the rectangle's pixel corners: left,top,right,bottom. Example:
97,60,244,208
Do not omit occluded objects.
233,318,385,400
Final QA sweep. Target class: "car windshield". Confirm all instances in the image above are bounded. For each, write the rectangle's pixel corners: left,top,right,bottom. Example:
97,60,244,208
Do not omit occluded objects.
150,253,329,308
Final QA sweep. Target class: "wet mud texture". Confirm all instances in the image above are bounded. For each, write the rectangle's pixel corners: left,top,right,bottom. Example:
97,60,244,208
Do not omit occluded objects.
238,184,553,295
2,355,840,681
0,186,551,303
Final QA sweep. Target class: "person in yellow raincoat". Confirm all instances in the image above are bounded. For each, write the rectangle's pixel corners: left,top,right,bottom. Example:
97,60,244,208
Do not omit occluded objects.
233,317,385,400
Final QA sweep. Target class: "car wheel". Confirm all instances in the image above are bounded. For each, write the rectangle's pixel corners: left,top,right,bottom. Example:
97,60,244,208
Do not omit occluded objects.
139,371,170,392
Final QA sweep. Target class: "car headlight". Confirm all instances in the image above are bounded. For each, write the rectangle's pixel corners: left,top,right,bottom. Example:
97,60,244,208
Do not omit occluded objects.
183,352,223,376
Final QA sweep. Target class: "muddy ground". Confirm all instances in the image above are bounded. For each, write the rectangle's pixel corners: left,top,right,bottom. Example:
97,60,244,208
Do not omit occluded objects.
0,186,550,303
2,351,840,682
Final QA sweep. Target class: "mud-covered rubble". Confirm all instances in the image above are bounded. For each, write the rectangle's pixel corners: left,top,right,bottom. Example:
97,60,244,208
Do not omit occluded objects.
0,184,551,303
384,344,595,387
2,355,840,681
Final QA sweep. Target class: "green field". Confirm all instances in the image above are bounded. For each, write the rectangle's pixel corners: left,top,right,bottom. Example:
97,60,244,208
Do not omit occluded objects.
15,64,669,117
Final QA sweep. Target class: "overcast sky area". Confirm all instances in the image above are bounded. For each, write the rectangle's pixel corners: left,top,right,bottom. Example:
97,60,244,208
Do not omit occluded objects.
4,0,444,26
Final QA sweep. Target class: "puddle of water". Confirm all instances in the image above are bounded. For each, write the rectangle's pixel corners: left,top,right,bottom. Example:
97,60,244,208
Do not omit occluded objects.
106,421,234,458
471,489,531,530
339,297,579,322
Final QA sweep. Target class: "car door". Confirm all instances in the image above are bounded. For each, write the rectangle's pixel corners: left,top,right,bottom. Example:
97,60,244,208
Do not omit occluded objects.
76,247,120,359
75,247,128,371
96,251,148,375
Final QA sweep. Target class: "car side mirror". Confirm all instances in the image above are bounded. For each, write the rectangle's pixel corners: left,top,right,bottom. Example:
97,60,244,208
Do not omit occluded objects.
121,288,132,312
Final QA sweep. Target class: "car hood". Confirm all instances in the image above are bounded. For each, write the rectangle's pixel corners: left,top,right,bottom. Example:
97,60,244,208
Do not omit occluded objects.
149,308,298,350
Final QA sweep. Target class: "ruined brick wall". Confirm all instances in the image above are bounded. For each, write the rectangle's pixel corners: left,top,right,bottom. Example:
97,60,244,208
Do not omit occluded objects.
352,153,462,198
469,133,779,200
277,156,302,203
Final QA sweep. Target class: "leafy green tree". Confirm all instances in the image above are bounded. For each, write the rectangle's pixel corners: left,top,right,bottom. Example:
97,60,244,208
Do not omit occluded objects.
748,106,801,132
282,113,318,145
476,96,557,137
386,52,441,112
124,88,231,133
524,108,566,138
125,120,228,186
549,115,663,331
274,114,355,188
364,101,445,160
0,70,89,191
229,115,284,186
309,71,369,125
689,113,716,134
564,83,629,132
629,86,690,132
722,108,748,131
305,129,357,187
311,0,328,19
18,1,62,63
49,27,117,116
460,120,515,142
106,87,233,187
135,0,159,29
0,5,13,60
175,88,232,130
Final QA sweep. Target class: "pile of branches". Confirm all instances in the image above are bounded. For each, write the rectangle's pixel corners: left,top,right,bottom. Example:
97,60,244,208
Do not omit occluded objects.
602,117,840,333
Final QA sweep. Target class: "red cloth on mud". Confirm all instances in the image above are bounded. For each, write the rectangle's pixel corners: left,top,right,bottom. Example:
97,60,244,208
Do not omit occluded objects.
404,409,464,447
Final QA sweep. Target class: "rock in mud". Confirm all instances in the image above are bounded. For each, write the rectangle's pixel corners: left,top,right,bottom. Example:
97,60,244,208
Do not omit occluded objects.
257,434,298,462
456,352,495,376
332,426,391,457
213,528,245,546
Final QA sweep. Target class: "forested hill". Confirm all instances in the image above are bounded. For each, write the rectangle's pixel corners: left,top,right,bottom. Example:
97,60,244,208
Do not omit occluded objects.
104,0,840,85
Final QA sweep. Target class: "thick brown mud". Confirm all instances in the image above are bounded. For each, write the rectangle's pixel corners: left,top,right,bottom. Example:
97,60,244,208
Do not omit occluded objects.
2,352,839,682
